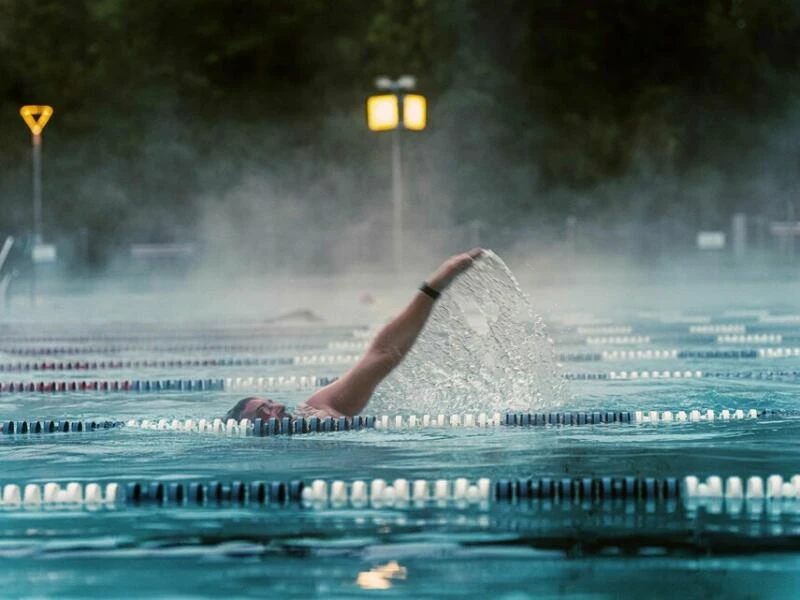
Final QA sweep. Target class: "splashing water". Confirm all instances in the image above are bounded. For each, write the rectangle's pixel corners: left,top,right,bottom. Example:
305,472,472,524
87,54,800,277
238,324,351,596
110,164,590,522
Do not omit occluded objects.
376,251,567,414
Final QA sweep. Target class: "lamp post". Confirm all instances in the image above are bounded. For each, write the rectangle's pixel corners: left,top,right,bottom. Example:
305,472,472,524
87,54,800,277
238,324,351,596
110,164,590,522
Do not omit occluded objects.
19,105,54,302
366,76,426,272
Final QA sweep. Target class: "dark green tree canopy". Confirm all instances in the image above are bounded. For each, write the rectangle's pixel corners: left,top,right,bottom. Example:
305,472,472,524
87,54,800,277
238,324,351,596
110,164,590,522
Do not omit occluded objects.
1,0,798,268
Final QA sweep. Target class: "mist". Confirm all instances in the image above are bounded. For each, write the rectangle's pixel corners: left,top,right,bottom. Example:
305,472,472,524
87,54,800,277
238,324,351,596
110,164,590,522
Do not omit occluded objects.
1,0,800,324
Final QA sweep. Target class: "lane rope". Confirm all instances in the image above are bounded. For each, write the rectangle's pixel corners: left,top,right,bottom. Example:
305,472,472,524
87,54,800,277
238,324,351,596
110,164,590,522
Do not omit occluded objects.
1,420,123,435
575,334,788,346
4,337,798,357
557,324,800,336
7,407,790,439
0,342,329,356
0,326,367,344
5,347,800,370
0,376,337,394
120,408,788,438
0,355,359,373
8,369,800,393
565,370,800,381
2,474,799,513
6,409,790,438
559,348,800,361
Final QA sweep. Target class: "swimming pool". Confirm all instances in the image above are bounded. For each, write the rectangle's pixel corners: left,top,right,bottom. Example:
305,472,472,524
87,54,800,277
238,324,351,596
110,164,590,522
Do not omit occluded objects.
3,274,800,599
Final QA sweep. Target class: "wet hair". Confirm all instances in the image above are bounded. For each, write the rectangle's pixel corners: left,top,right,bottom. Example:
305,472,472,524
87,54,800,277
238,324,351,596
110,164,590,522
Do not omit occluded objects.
224,397,261,421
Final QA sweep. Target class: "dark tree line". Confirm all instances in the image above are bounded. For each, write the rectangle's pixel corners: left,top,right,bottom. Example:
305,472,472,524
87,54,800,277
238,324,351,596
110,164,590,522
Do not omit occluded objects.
1,0,799,269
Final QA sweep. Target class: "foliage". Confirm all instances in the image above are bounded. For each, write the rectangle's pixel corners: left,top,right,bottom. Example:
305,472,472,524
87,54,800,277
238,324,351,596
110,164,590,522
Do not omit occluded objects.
1,0,798,268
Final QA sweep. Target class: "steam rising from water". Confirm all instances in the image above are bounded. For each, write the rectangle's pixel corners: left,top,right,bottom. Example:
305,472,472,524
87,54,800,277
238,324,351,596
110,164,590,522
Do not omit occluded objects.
377,251,566,414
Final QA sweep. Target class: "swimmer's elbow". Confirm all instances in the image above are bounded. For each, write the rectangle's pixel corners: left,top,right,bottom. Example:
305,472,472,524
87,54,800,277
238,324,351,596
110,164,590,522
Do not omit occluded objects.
365,344,403,376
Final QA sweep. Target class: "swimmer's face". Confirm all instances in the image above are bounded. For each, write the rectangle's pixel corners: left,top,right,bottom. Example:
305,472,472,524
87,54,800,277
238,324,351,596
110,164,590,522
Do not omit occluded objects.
240,398,288,420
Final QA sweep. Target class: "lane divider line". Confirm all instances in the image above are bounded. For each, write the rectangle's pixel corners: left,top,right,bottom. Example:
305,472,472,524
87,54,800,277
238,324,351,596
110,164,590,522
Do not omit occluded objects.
575,334,790,346
4,409,794,438
2,474,798,513
0,342,329,356
565,370,800,381
0,376,337,394
4,339,798,359
1,420,123,435
0,326,367,344
558,325,789,337
7,369,800,394
123,408,786,437
0,355,359,373
559,347,800,361
586,336,651,345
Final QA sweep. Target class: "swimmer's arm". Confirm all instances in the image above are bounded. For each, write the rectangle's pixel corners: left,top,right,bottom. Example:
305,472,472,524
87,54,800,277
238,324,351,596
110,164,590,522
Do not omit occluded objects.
301,294,436,417
303,249,483,417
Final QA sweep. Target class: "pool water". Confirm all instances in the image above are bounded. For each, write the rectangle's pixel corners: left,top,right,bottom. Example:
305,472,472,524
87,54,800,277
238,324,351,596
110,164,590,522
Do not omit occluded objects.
3,273,800,598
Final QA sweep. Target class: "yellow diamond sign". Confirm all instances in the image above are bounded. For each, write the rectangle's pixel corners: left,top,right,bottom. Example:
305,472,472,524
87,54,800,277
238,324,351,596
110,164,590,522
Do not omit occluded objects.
20,105,54,135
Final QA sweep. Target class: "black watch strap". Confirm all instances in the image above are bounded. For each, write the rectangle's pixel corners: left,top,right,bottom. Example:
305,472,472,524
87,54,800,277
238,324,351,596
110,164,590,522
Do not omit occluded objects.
419,282,441,300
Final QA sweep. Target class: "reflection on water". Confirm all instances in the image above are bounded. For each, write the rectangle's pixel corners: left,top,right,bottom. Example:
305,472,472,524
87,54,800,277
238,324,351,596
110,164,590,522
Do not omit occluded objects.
379,251,566,415
356,560,408,590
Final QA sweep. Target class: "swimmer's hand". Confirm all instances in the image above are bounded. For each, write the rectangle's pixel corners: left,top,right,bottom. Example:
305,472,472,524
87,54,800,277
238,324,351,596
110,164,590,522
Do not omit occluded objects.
428,248,484,291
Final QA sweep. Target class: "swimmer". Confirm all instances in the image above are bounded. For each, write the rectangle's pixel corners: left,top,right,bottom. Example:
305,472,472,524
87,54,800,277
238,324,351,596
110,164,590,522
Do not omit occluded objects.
225,248,484,421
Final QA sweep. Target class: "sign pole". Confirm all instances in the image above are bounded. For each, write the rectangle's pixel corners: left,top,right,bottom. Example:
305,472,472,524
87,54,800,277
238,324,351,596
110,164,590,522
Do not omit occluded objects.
391,125,404,273
367,78,425,273
30,132,42,303
19,105,53,305
32,132,42,245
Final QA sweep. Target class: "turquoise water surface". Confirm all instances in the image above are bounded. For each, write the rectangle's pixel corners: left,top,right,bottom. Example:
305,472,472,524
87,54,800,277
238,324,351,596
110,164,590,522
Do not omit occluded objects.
2,274,800,598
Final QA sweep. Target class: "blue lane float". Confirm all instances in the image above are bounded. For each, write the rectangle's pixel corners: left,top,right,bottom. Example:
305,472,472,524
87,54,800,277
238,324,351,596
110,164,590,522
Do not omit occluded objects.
6,408,796,438
0,358,295,372
578,334,791,346
564,369,800,381
551,311,800,327
126,415,377,436
0,354,359,373
0,342,329,356
4,340,798,362
0,475,652,509
123,407,799,438
1,420,124,435
552,320,800,336
0,325,367,344
2,474,799,513
550,333,790,346
0,375,337,394
557,349,773,362
9,369,800,395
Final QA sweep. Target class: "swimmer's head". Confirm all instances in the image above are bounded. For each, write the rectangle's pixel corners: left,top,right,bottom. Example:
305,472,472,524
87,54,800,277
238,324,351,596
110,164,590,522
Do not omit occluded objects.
224,397,288,421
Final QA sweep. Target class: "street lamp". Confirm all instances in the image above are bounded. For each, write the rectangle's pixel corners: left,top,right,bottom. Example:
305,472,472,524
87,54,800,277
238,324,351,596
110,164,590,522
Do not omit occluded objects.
366,76,426,271
19,105,54,302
